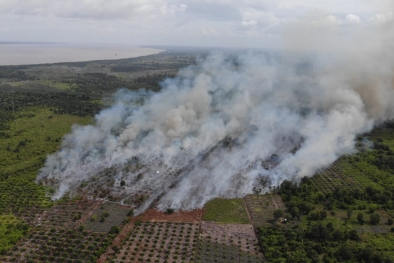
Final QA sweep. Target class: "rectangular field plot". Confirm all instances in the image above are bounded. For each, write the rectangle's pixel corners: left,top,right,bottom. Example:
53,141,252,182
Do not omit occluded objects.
202,198,250,224
244,194,286,227
200,222,261,256
1,228,113,263
113,221,200,263
83,202,131,232
23,199,100,228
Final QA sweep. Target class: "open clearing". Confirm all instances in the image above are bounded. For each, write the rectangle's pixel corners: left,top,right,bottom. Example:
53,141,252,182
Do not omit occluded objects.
202,198,250,224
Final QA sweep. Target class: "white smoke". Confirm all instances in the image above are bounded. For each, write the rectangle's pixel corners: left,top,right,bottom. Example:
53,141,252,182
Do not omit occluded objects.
37,7,394,214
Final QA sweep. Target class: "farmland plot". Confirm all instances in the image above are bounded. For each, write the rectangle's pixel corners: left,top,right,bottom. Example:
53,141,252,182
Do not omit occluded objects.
1,228,113,263
84,202,131,232
244,195,286,227
199,222,260,255
19,199,100,228
113,221,200,263
196,221,263,263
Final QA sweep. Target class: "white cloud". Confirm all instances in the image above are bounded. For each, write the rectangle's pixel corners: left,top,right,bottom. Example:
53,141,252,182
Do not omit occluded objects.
0,0,390,48
346,14,361,24
371,12,393,25
242,20,257,27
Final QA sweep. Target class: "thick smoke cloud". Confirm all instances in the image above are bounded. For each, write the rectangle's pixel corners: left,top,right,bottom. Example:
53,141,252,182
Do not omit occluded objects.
37,8,394,213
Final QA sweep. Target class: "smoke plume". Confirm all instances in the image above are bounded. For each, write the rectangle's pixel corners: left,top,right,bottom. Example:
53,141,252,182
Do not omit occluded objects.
37,8,394,214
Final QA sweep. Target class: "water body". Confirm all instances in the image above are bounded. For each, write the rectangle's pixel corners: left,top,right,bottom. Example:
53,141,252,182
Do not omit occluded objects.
0,43,164,66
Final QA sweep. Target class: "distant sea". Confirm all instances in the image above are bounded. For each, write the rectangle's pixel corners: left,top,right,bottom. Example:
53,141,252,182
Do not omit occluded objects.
0,43,164,66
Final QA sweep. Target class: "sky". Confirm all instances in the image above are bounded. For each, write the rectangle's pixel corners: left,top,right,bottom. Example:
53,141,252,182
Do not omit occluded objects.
0,0,392,48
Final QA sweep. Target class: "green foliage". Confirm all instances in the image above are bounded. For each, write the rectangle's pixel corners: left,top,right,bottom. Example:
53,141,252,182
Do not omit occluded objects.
357,212,364,225
347,209,353,219
370,213,380,225
109,226,120,234
273,209,284,221
0,215,29,254
203,198,250,224
273,168,394,262
127,209,134,217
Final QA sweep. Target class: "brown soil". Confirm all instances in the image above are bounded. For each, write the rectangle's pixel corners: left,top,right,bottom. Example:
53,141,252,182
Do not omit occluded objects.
140,209,203,222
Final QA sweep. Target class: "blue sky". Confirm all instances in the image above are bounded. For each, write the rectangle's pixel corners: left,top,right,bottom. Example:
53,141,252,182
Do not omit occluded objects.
0,0,392,48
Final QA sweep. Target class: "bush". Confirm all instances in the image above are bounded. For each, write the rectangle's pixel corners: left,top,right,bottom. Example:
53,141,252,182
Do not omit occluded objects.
110,226,120,234
370,213,380,225
357,212,364,225
165,208,174,215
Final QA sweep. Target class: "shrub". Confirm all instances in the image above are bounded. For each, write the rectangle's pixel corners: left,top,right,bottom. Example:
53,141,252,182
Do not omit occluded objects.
370,213,380,225
110,226,120,234
357,212,364,225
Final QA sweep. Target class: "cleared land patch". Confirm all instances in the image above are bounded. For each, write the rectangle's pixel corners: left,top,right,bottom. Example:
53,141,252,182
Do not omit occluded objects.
202,198,249,224
140,209,203,223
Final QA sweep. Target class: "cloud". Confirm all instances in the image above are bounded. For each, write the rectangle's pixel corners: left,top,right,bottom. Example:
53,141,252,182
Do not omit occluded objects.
371,12,394,25
346,14,361,24
0,1,391,53
0,0,174,20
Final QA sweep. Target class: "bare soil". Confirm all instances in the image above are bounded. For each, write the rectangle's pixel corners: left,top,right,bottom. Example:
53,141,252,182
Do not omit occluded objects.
140,209,203,223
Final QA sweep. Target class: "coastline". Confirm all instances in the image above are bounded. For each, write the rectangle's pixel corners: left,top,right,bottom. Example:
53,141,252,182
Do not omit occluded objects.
0,44,165,66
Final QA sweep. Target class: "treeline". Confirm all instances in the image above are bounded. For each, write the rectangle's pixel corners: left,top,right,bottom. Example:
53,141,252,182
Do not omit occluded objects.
0,85,100,119
59,72,173,95
0,69,30,81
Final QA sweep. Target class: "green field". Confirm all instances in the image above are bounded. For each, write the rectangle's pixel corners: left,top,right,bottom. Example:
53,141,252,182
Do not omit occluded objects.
202,198,250,224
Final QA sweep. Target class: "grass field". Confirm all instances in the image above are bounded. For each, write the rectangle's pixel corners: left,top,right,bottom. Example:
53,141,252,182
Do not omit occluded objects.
202,198,250,224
